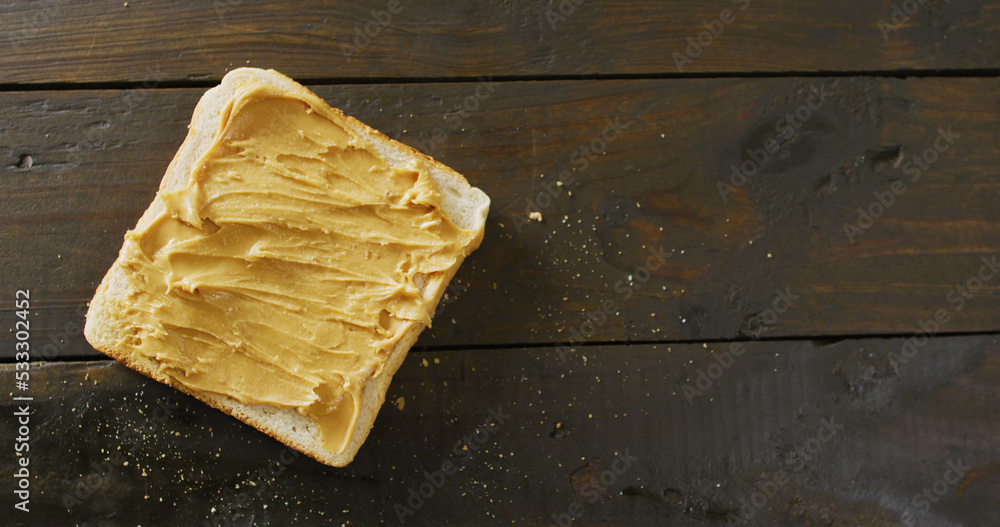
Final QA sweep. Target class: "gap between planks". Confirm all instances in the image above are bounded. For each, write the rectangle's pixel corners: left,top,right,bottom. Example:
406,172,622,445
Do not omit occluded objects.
1,68,1000,93
5,330,1000,365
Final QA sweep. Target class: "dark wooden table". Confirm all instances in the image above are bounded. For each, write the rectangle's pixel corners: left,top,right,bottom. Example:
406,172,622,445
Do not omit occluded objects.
3,1,1000,526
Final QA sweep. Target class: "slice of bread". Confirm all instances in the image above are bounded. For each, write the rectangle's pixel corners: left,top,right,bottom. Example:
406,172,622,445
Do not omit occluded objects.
84,68,490,467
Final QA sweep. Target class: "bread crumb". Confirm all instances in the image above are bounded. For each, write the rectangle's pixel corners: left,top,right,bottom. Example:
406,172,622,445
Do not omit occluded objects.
421,358,429,367
394,397,405,411
528,211,542,222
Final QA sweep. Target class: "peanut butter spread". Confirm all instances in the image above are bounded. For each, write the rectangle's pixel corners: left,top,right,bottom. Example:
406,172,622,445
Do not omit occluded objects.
116,82,477,454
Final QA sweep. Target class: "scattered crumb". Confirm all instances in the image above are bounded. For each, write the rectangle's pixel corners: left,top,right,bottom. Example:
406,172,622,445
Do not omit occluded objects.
394,397,405,411
421,358,429,367
528,211,542,222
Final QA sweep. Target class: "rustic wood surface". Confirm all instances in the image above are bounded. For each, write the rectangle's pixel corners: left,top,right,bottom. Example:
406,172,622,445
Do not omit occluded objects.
3,335,1000,526
2,0,1000,84
3,1,999,526
2,78,999,357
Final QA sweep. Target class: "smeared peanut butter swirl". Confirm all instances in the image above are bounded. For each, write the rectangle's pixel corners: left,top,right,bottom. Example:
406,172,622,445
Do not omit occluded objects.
118,83,476,453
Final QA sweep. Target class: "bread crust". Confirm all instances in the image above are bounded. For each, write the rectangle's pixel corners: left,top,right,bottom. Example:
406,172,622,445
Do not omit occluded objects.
84,68,489,467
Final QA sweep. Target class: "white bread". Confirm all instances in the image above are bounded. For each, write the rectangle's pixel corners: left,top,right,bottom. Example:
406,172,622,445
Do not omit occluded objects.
84,68,490,467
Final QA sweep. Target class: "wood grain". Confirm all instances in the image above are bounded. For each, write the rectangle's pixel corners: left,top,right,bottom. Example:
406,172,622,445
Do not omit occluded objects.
1,0,998,84
2,77,1000,358
3,335,999,525
3,2,998,526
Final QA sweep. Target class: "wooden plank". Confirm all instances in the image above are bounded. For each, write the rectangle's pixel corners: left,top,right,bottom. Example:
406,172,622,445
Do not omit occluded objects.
2,77,1000,359
2,335,999,525
2,0,999,84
